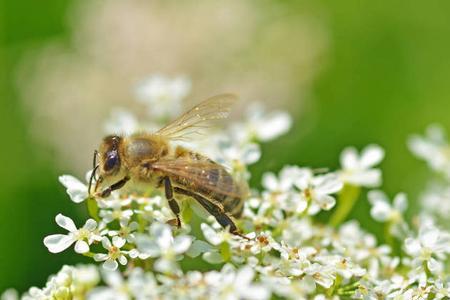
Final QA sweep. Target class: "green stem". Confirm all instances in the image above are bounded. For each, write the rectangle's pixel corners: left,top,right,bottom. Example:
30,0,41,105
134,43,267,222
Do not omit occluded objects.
327,274,342,297
86,197,100,221
82,252,95,258
384,222,395,249
329,184,361,227
137,203,147,233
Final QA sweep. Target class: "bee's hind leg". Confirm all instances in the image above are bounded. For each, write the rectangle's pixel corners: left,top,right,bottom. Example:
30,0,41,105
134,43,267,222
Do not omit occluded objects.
174,187,247,239
164,177,181,228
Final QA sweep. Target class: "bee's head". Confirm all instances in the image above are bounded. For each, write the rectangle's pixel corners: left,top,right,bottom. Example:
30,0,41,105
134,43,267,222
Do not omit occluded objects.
99,135,123,176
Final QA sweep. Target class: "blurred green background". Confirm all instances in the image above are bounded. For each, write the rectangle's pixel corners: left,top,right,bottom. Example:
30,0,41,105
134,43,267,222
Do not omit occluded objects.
2,0,450,292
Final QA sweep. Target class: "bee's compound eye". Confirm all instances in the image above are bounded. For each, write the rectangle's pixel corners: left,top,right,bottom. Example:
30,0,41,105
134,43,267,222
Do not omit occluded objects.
104,151,120,172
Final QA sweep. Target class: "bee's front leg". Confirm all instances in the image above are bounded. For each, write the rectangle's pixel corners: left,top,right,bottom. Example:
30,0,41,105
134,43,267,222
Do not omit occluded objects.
97,176,130,198
164,177,181,228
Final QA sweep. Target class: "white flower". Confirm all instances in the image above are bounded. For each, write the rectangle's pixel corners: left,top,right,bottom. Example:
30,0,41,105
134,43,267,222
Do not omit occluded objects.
59,174,89,203
304,263,336,289
315,255,365,279
368,190,408,223
294,170,343,215
275,243,314,277
127,268,160,300
72,265,100,292
104,108,139,135
231,103,292,143
108,219,139,243
136,222,192,273
94,237,128,271
420,184,450,225
205,264,270,300
282,218,314,247
44,214,100,254
216,137,261,167
404,223,450,274
88,269,128,300
339,144,384,187
99,199,133,223
135,75,191,118
239,231,279,255
1,289,18,300
262,166,310,214
201,222,242,247
433,278,450,299
19,265,99,300
408,124,450,178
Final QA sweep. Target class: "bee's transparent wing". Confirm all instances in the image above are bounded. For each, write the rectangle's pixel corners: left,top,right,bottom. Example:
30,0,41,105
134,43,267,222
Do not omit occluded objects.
152,159,247,199
155,93,237,141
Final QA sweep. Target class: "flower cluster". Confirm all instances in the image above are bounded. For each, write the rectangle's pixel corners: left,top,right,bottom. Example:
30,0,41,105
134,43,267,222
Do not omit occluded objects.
3,77,450,300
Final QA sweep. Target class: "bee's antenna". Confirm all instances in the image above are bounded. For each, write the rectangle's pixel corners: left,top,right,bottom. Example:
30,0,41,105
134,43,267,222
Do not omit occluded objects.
88,165,99,196
93,150,99,180
88,150,99,196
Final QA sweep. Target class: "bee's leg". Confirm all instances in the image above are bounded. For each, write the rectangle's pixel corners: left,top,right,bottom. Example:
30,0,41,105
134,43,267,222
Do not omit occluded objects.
164,177,181,228
174,187,245,238
98,176,130,198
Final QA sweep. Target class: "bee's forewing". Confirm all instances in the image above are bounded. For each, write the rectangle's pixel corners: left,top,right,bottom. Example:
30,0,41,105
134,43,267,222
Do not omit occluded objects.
155,93,238,141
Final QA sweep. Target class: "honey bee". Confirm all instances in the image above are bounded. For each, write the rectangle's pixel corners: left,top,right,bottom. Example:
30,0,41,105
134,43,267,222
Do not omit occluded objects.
89,94,248,236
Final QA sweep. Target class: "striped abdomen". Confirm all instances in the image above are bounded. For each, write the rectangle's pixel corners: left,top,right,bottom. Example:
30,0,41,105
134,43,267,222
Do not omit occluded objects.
169,153,246,218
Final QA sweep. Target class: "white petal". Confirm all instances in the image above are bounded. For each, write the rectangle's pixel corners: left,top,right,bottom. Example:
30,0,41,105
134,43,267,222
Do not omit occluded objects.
393,193,408,212
55,214,77,232
103,259,118,271
58,175,88,203
101,237,112,249
295,196,308,213
154,258,174,273
420,226,439,248
173,236,192,254
83,219,97,231
340,147,359,169
404,238,421,255
151,223,173,250
307,203,320,215
370,201,391,222
74,240,90,254
186,240,214,258
101,269,123,286
314,194,336,210
294,168,313,190
239,285,270,300
201,223,222,245
242,143,261,165
255,111,292,141
314,174,343,194
345,169,382,187
44,234,74,253
58,175,85,190
202,251,224,264
136,236,161,257
112,236,126,248
360,145,385,168
427,258,442,274
93,253,108,262
118,255,127,265
368,190,388,205
235,266,254,285
261,173,278,191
